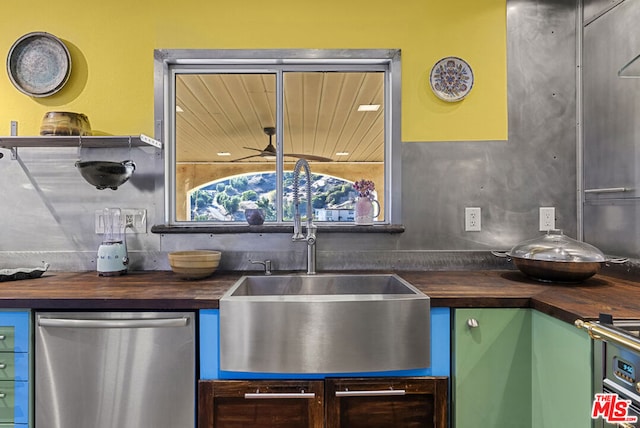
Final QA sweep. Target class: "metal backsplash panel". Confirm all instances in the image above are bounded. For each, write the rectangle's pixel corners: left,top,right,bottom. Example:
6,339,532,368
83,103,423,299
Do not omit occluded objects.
583,0,640,259
584,201,640,257
584,0,625,25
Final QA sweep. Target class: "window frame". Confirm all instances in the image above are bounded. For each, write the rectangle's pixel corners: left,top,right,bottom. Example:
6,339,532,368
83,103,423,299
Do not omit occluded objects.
154,49,402,227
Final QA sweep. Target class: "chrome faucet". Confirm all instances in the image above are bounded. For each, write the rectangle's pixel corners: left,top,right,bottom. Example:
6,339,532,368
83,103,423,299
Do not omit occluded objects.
292,159,317,275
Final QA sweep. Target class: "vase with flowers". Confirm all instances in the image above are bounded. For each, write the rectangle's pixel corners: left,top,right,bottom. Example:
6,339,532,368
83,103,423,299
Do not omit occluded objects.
353,179,380,225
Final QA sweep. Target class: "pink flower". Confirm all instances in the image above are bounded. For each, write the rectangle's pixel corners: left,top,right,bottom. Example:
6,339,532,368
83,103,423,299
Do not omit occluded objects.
354,179,375,198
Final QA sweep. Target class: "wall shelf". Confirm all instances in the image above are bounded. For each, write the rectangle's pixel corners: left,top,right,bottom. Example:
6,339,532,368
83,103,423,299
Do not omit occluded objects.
0,134,163,150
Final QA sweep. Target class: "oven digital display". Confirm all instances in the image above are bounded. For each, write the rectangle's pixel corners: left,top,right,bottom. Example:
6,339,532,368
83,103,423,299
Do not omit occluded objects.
617,358,635,380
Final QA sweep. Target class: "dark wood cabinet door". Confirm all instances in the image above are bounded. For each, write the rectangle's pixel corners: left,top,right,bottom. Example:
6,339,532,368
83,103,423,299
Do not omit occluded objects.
325,377,448,428
199,380,324,428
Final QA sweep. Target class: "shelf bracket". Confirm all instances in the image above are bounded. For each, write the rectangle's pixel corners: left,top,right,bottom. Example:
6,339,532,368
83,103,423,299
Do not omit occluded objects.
140,134,163,149
8,120,17,159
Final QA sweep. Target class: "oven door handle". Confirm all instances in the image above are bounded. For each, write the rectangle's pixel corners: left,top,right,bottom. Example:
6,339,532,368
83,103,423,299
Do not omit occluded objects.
575,319,640,353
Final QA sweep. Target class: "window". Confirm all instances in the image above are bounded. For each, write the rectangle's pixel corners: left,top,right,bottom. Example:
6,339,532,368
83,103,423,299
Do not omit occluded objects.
155,49,401,226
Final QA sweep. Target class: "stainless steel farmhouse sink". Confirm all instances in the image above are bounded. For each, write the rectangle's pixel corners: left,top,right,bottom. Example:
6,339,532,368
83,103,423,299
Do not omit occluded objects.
220,274,430,373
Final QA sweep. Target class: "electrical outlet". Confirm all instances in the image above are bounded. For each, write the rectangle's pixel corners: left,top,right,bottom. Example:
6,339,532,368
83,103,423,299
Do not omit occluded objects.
465,207,481,231
539,207,555,231
95,209,147,234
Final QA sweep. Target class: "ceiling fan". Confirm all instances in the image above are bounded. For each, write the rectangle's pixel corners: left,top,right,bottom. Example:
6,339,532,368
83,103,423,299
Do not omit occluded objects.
232,127,332,162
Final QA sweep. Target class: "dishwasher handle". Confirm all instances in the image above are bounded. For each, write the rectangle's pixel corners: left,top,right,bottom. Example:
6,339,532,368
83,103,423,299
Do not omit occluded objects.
37,317,189,329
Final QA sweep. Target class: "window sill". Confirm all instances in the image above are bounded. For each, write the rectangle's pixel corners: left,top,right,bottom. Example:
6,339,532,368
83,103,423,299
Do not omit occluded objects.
151,224,405,234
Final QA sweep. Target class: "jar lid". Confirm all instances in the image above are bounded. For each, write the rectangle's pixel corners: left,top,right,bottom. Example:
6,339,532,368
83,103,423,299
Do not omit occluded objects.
508,229,606,262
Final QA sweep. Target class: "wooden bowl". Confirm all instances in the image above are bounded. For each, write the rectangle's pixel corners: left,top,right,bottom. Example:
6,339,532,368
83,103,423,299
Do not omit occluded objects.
168,250,221,279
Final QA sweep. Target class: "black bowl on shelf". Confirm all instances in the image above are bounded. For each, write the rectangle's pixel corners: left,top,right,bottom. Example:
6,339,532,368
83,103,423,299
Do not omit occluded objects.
75,160,135,190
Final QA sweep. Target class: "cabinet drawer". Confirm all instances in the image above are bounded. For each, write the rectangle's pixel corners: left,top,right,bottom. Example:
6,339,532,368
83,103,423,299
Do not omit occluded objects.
0,329,16,354
0,380,15,422
0,353,27,382
325,377,448,428
0,380,28,424
199,380,324,428
0,313,30,353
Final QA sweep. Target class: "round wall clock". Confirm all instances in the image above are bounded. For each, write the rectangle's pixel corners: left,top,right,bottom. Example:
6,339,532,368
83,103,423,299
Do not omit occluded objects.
429,56,474,102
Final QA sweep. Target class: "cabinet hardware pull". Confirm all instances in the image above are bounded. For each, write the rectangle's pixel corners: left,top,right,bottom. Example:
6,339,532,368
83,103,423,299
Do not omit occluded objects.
0,335,6,340
0,393,5,399
584,187,632,194
244,392,315,399
467,318,479,328
38,317,189,329
0,364,6,369
335,389,406,397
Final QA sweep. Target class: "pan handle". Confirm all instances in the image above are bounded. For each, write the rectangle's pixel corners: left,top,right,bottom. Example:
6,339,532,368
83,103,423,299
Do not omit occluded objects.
491,251,511,261
605,258,628,265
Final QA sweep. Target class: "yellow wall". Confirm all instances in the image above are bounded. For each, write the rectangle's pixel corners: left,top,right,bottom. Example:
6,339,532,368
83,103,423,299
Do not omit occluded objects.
0,0,507,142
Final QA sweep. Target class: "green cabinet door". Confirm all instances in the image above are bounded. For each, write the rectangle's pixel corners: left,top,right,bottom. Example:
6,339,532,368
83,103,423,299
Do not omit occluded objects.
531,311,591,428
453,308,532,428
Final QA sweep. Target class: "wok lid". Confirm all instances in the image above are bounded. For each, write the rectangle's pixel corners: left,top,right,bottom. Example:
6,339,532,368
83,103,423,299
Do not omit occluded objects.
508,229,606,263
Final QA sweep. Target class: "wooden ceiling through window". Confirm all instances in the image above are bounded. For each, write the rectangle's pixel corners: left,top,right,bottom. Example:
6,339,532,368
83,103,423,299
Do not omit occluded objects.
175,72,384,163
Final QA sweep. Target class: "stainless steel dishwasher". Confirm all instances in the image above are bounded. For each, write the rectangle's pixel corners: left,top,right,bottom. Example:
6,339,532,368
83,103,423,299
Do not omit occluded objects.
35,311,195,428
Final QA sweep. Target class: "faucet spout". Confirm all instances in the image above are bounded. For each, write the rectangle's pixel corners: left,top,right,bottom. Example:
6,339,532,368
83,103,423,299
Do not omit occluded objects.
292,159,317,274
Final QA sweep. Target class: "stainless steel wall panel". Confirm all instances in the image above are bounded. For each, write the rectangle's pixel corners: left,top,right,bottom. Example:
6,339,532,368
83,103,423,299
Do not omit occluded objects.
583,200,640,257
583,1,640,199
0,145,160,257
583,0,625,25
583,0,640,258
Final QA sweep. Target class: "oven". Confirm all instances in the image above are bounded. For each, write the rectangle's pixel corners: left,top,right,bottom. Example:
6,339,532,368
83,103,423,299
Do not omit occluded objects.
577,317,640,428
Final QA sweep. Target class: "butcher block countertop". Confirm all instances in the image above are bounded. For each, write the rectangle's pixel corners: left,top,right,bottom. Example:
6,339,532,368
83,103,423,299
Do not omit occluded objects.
0,269,638,325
